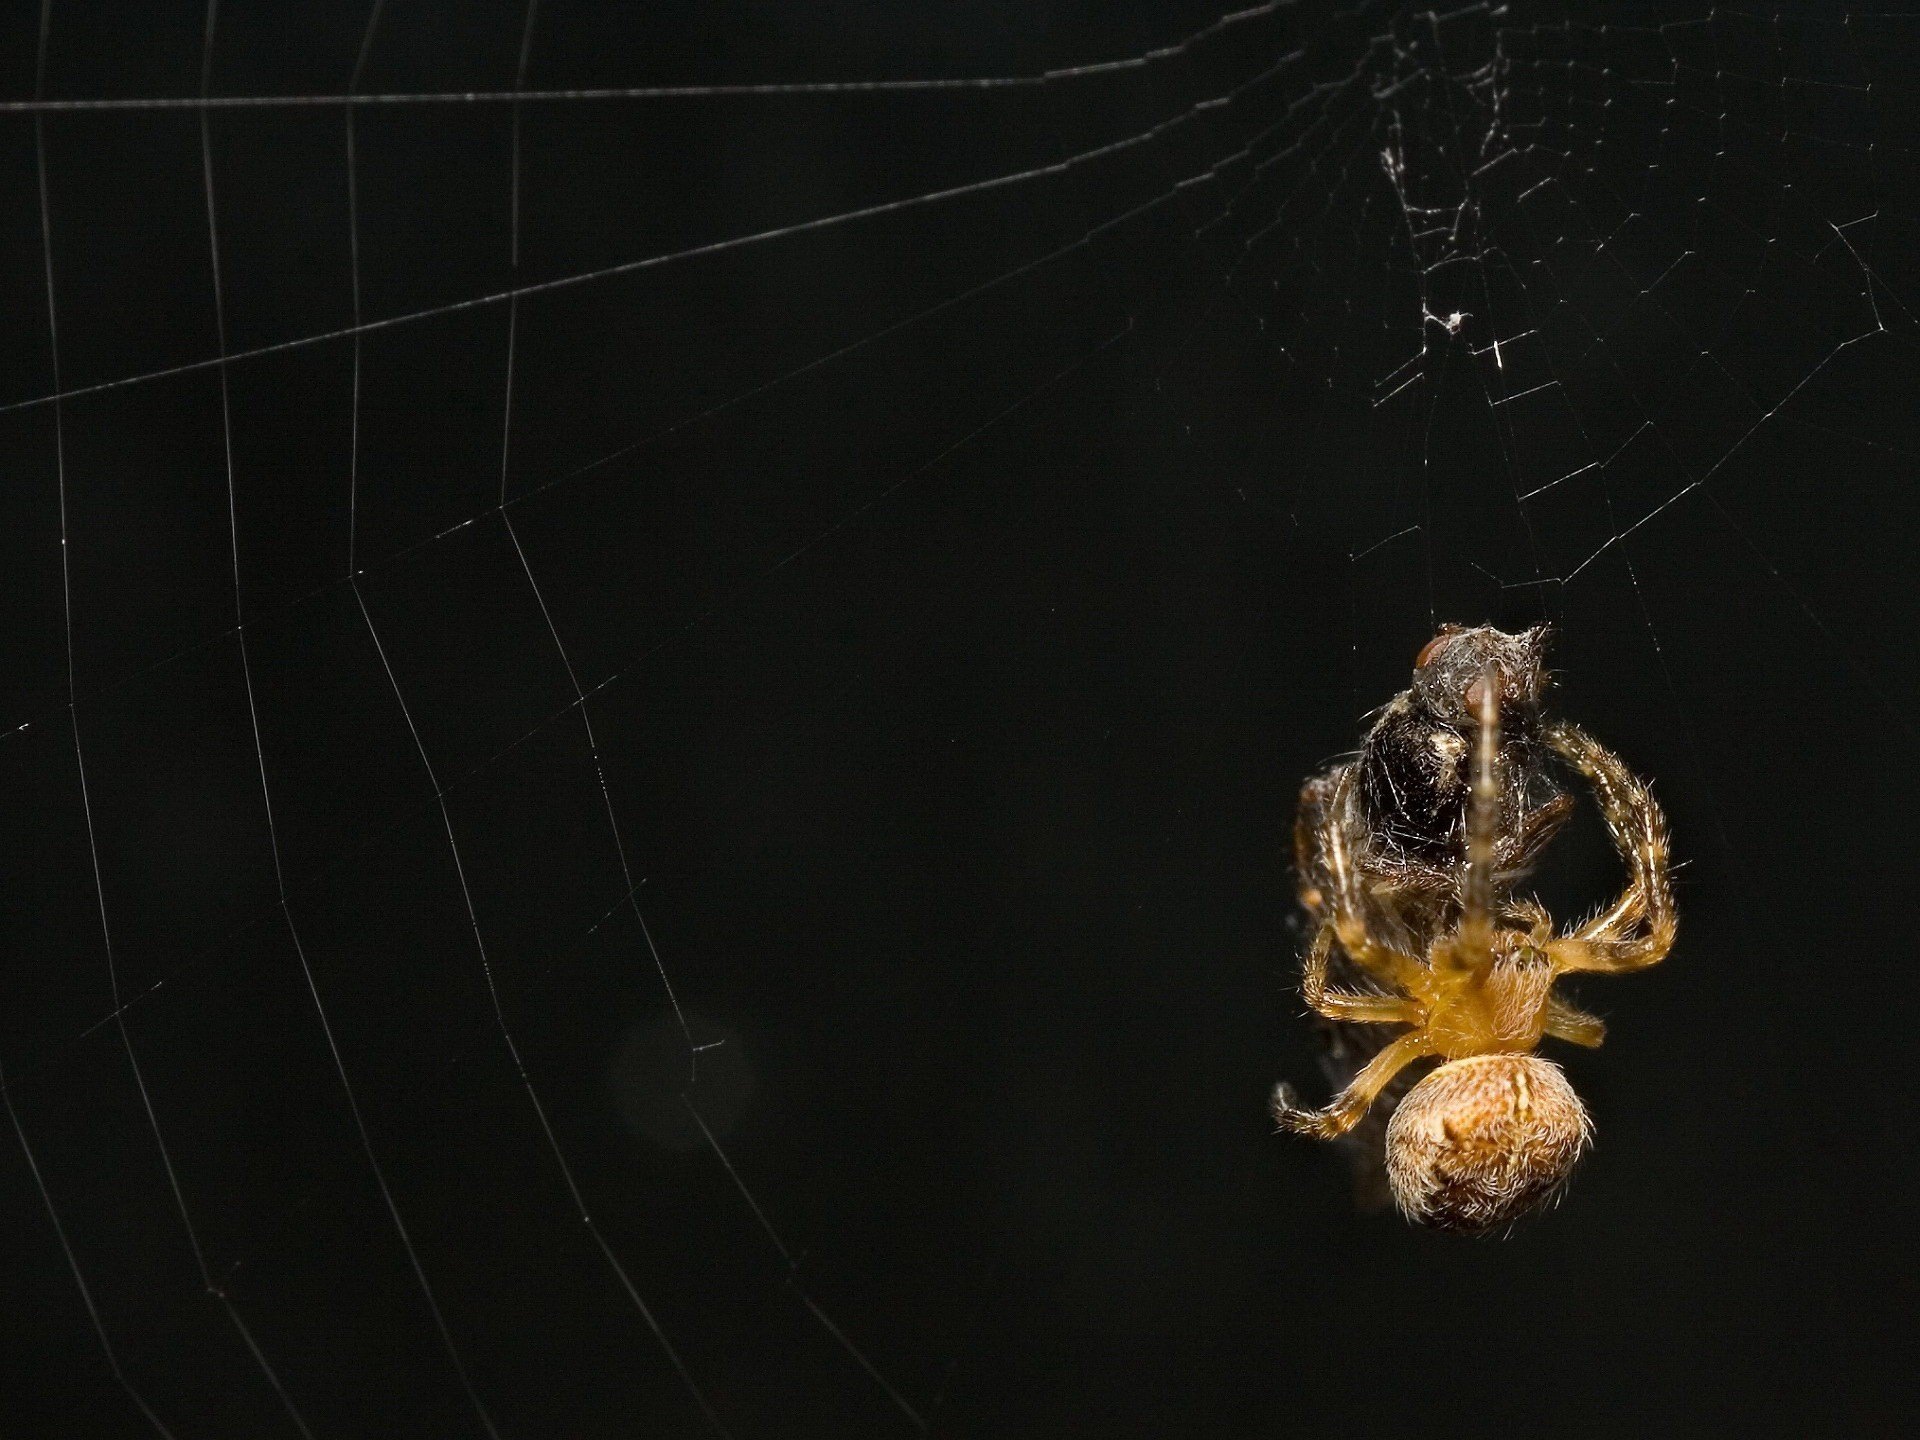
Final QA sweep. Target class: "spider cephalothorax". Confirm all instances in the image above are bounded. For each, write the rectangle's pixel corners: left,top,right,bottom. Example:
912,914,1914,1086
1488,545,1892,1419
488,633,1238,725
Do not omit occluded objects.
1275,630,1674,1234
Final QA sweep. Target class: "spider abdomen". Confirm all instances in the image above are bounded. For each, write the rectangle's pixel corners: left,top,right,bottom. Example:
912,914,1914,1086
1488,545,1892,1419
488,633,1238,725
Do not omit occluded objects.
1384,1054,1591,1235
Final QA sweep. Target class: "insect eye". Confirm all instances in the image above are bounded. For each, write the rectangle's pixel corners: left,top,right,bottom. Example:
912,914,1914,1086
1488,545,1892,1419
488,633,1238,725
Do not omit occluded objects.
1415,632,1453,669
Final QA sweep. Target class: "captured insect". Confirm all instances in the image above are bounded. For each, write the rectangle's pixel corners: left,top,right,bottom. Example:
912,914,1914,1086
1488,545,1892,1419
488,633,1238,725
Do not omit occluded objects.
1273,626,1675,1234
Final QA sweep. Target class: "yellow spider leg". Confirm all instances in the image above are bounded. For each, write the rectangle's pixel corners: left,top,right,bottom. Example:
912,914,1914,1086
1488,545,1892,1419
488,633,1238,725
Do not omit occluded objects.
1301,925,1422,1026
1320,773,1426,990
1444,664,1502,974
1544,993,1606,1047
1271,1030,1435,1140
1544,721,1676,974
1578,887,1645,943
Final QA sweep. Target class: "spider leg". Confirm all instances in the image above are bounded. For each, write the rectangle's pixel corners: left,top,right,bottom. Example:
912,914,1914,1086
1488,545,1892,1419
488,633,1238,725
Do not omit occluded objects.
1272,1030,1435,1140
1543,720,1676,974
1578,892,1646,944
1544,993,1607,1047
1293,770,1340,916
1448,664,1503,970
1301,925,1422,1026
1500,896,1552,940
1318,779,1425,990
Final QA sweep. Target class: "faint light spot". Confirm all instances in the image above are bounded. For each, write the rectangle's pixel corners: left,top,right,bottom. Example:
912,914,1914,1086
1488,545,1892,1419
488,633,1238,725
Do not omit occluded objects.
607,1012,753,1152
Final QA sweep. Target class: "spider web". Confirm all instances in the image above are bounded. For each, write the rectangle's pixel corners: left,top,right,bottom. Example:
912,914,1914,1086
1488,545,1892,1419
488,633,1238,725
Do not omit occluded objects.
1,1,1915,1435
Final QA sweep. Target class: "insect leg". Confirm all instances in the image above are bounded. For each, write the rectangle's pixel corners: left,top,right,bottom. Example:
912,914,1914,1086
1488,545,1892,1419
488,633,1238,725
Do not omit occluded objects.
1500,792,1576,877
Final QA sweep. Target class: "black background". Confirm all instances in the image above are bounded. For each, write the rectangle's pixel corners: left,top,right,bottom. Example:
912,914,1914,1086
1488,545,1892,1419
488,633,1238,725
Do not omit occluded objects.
2,2,1917,1436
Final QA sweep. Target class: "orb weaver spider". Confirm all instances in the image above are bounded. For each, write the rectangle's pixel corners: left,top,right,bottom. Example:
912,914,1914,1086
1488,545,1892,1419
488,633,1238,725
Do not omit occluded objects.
1273,629,1675,1234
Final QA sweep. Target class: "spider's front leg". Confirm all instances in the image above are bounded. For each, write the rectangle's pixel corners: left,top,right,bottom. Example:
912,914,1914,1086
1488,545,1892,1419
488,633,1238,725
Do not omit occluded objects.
1292,770,1341,915
1447,664,1505,968
1544,721,1676,975
1300,925,1423,1026
1273,1030,1435,1139
1317,774,1428,992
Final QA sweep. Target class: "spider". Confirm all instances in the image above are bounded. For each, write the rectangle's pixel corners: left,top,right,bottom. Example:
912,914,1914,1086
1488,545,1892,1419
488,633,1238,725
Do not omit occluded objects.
1287,625,1581,1208
1273,629,1675,1234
